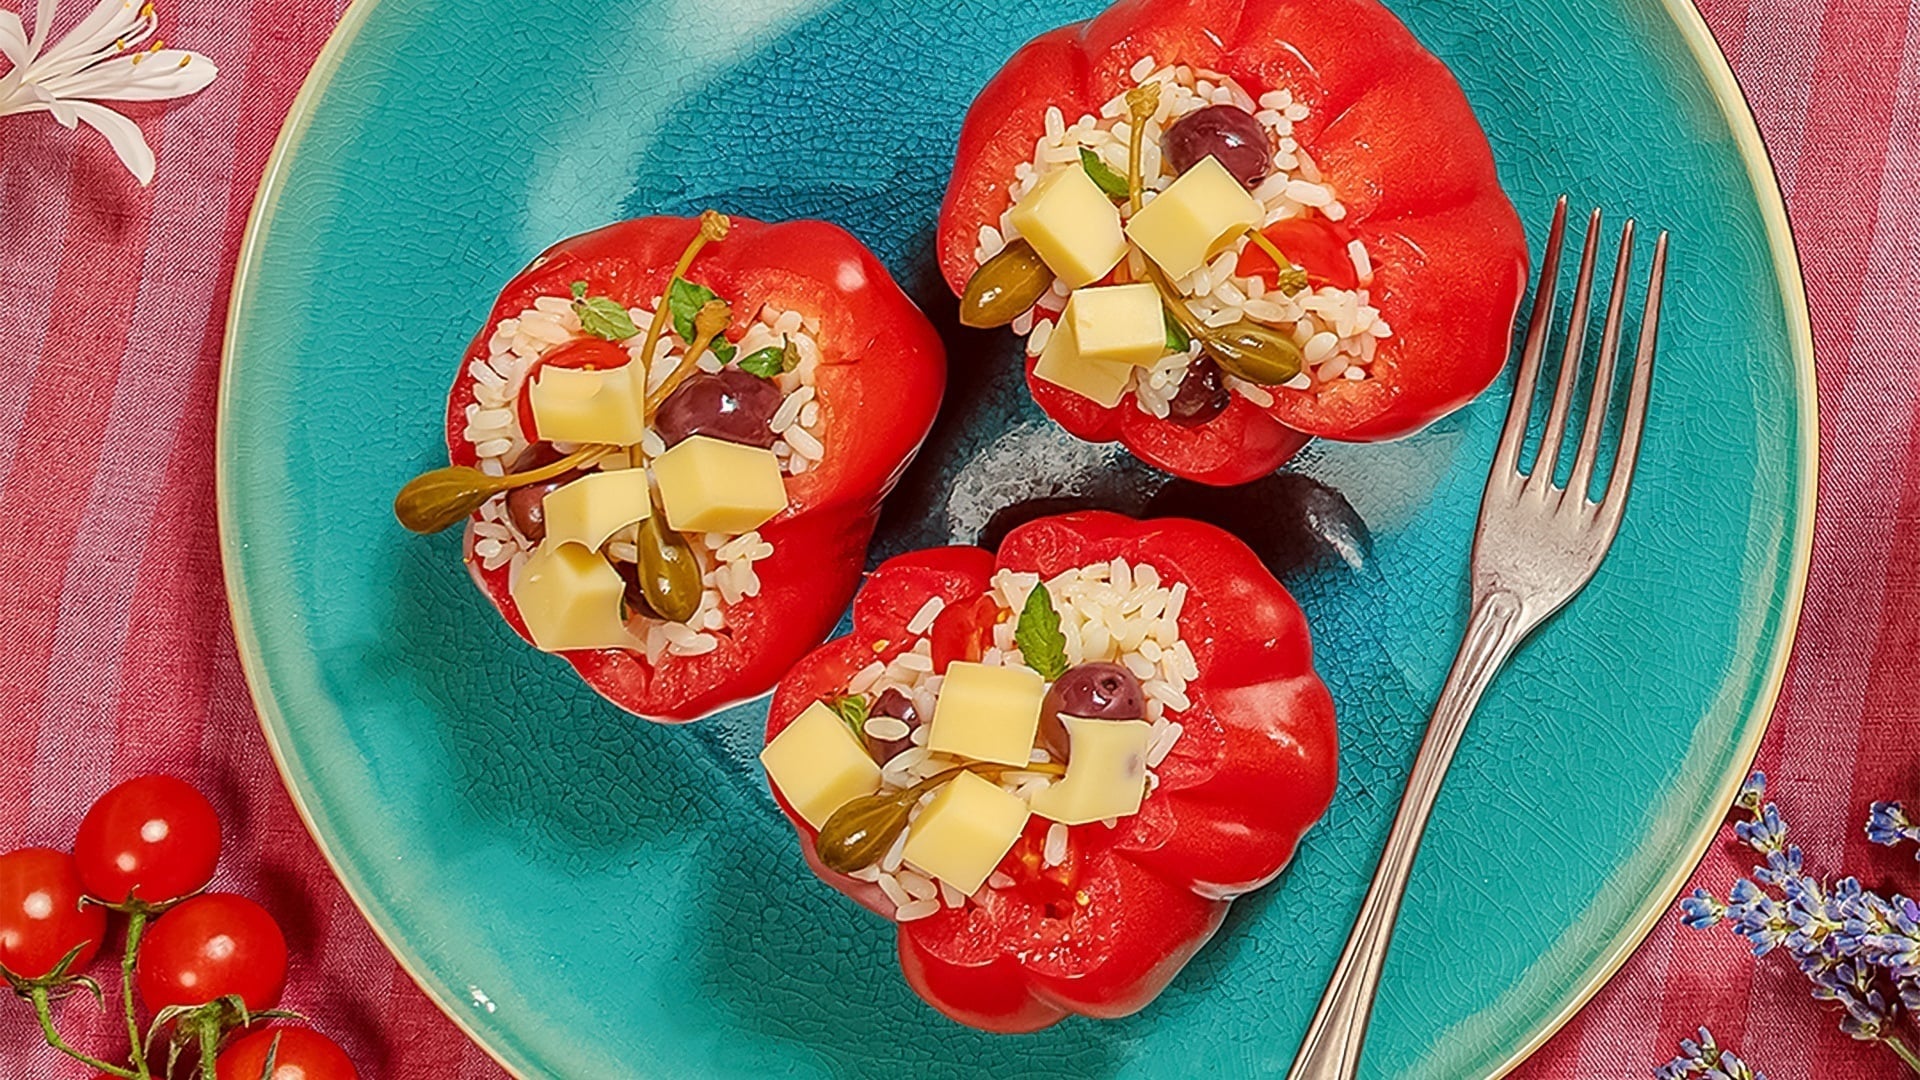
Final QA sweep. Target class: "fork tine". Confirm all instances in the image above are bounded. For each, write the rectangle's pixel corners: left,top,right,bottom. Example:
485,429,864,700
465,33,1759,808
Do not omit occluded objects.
1596,230,1667,532
1532,208,1603,486
1567,219,1636,499
1493,196,1569,479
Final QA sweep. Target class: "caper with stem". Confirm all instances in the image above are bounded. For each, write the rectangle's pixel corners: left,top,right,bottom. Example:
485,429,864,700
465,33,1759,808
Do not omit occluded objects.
635,513,703,624
1202,319,1305,386
814,761,1066,876
959,240,1055,329
393,443,615,534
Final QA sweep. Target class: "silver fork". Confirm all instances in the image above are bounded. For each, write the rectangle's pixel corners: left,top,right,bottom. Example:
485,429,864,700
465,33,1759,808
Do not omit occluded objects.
1285,197,1669,1080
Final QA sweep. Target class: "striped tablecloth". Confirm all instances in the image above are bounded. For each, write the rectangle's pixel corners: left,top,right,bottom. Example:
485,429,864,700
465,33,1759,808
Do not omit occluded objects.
2,0,1913,1075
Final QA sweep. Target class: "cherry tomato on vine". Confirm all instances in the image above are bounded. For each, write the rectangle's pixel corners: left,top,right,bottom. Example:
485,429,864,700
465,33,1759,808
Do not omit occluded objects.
136,893,287,1012
74,774,221,906
0,848,105,979
216,1026,359,1080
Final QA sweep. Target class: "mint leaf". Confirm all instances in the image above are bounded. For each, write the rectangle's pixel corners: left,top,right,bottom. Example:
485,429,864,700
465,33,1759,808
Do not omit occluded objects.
668,278,725,343
1080,148,1129,199
739,346,785,378
1164,308,1191,352
709,337,737,364
574,295,638,341
1015,585,1068,680
829,695,870,738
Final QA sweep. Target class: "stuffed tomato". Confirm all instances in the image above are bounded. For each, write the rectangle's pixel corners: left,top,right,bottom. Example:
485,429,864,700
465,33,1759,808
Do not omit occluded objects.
759,511,1337,1031
398,213,944,721
938,0,1529,485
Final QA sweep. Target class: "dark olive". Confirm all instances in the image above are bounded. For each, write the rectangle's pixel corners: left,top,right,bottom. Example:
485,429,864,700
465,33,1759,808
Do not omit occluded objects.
654,368,785,449
1202,320,1304,386
1166,356,1232,427
864,688,919,762
960,240,1056,329
501,445,578,542
1164,104,1273,189
1038,662,1146,761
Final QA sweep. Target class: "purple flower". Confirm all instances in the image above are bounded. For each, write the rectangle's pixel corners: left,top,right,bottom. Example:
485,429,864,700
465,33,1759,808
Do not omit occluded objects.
1677,772,1920,1075
1868,801,1920,856
1655,1027,1767,1080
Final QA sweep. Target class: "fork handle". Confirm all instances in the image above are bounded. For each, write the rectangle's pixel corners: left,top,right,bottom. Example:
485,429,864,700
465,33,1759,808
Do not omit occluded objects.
1286,590,1527,1080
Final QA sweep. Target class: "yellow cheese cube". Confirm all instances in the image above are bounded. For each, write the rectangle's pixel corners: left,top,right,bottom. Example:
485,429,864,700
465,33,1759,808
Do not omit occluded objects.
760,700,884,829
1031,318,1133,409
510,541,635,653
927,661,1046,766
1007,166,1128,289
901,770,1030,895
1066,283,1168,367
1029,717,1152,825
539,468,652,551
1125,156,1265,281
652,435,788,533
527,364,647,445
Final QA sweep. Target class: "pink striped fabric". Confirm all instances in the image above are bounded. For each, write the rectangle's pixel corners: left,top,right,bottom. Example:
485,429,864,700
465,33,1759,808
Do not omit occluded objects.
0,0,1912,1075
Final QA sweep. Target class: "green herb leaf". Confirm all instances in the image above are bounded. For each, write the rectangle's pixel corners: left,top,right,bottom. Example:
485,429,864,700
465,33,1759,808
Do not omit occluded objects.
829,695,870,738
1015,585,1068,680
1164,308,1191,352
739,346,786,378
709,337,737,364
1079,148,1130,199
569,280,589,300
573,295,639,341
668,278,725,343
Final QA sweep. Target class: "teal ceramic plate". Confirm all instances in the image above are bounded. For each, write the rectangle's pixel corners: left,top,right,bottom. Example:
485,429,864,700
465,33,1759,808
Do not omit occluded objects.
219,0,1813,1074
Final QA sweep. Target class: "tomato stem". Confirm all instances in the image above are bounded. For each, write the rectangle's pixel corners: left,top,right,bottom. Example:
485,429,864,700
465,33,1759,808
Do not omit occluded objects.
30,984,140,1078
121,909,150,1079
195,1012,221,1079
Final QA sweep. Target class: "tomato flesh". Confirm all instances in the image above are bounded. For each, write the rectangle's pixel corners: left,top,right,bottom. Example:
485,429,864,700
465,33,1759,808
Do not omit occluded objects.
929,593,999,673
1236,217,1359,292
0,848,105,980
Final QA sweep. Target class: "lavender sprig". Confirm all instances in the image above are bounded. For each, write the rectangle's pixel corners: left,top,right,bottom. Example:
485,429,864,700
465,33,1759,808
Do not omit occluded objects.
1677,771,1920,1074
1655,1027,1766,1080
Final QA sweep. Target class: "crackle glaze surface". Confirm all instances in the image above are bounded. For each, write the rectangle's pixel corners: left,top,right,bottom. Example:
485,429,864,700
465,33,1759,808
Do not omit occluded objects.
218,0,1811,1075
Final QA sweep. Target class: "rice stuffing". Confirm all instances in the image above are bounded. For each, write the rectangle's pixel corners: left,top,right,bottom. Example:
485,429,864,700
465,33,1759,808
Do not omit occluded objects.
973,59,1393,414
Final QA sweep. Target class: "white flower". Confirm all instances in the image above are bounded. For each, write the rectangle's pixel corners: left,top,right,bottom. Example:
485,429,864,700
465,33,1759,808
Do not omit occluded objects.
0,0,216,184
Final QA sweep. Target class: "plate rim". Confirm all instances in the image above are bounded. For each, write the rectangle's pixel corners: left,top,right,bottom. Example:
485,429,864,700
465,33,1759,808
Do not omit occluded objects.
214,0,1819,1075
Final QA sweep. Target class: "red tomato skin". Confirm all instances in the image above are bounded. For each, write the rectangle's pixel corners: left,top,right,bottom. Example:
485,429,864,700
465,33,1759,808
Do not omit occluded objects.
0,848,106,980
446,217,947,722
74,774,221,905
216,1027,359,1080
1237,218,1361,291
764,512,1338,1031
136,893,288,1013
513,336,633,442
937,0,1529,461
928,593,1000,674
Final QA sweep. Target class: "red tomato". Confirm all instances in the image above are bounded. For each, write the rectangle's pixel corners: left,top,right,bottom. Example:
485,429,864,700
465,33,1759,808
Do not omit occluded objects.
136,894,287,1012
512,335,633,442
1237,217,1360,291
216,1026,359,1080
928,593,999,673
0,848,106,980
74,775,221,906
